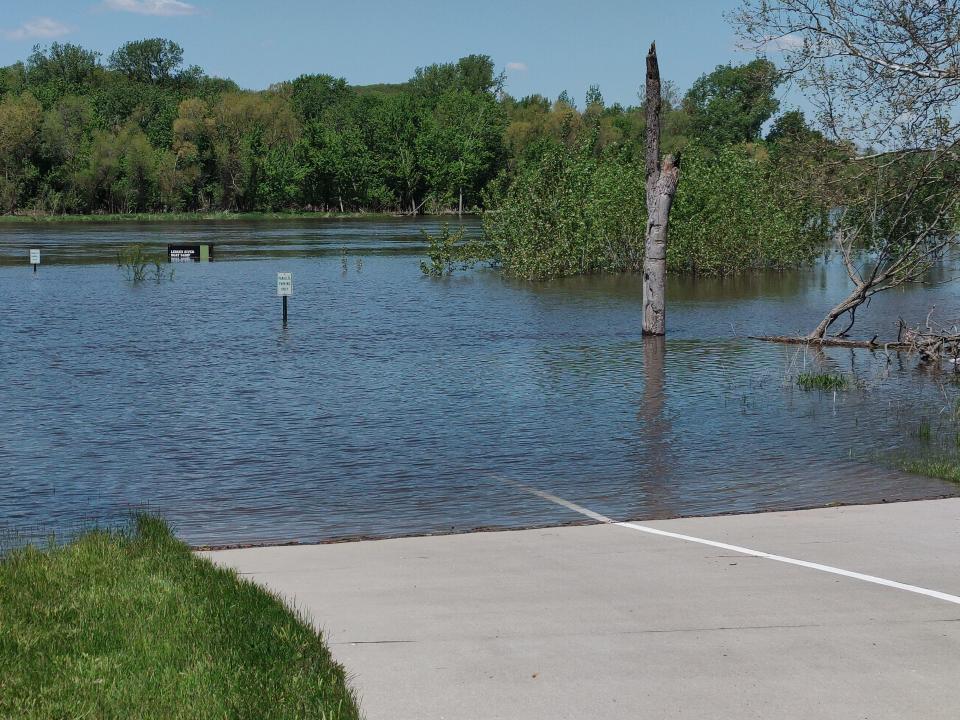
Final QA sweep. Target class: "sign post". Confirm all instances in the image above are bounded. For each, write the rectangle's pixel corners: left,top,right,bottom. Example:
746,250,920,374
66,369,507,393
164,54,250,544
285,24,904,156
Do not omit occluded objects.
168,244,214,262
277,272,292,326
29,249,40,273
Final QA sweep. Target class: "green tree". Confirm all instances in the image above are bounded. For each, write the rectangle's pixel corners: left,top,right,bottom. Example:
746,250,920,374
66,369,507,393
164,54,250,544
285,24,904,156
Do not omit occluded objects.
585,85,604,110
108,39,184,84
40,95,93,166
290,74,350,123
0,63,27,98
75,129,121,212
410,54,498,103
766,110,818,144
0,93,43,212
313,118,377,210
683,59,780,148
0,38,834,221
170,97,215,209
92,77,183,148
36,95,94,212
25,43,101,106
503,94,553,165
419,90,505,212
259,143,307,210
369,93,425,212
73,124,159,213
208,91,299,210
117,125,159,211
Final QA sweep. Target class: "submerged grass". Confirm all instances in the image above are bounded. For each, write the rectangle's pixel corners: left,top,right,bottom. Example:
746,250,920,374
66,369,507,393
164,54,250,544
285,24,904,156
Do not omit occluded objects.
796,372,851,391
896,455,960,484
911,421,933,442
0,515,361,720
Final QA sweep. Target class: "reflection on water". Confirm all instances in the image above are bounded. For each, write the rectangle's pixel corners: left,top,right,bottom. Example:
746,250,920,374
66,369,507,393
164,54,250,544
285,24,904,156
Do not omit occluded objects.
0,218,958,546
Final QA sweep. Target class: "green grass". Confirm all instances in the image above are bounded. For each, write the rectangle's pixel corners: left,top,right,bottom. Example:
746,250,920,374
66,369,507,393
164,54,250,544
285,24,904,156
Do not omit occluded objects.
897,455,960,484
911,421,933,442
0,516,361,720
796,372,851,391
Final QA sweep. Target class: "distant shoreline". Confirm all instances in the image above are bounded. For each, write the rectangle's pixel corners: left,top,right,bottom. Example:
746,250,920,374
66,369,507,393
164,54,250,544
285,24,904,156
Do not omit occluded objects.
0,211,479,225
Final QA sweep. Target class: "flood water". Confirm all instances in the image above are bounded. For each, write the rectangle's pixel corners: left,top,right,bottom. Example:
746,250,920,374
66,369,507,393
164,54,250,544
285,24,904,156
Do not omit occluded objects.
1,218,958,546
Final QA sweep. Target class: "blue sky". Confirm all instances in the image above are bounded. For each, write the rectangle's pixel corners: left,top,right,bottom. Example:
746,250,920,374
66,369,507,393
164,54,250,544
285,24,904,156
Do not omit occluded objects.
0,0,778,108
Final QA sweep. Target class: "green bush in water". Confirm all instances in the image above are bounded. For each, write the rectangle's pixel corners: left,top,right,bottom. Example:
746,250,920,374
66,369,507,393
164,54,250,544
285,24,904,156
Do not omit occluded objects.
482,144,826,280
668,148,826,274
420,223,492,276
483,144,645,279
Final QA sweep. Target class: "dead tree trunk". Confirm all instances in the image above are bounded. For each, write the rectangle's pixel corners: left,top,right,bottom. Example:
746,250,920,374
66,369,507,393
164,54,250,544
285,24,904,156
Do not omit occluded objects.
643,42,680,336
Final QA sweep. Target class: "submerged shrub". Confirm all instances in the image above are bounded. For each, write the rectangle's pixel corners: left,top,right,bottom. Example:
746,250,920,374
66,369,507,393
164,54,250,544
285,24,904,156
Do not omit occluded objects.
420,223,492,276
897,455,960,484
482,143,826,280
117,243,173,282
483,144,645,279
668,147,826,274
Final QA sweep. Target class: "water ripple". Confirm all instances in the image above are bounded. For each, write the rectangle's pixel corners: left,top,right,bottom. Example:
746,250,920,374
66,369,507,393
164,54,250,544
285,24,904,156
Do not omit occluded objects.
1,219,958,546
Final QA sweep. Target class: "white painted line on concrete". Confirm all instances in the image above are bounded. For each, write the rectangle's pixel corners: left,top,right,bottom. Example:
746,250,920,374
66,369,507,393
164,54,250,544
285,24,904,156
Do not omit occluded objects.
510,480,960,607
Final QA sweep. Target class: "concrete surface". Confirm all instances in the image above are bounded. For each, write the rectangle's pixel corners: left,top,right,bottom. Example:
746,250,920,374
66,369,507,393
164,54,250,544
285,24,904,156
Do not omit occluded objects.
205,497,960,720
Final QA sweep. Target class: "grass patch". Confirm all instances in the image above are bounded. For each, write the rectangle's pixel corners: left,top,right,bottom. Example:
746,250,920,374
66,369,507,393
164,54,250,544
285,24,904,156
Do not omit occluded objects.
896,455,960,484
910,421,933,442
796,372,851,391
0,515,361,720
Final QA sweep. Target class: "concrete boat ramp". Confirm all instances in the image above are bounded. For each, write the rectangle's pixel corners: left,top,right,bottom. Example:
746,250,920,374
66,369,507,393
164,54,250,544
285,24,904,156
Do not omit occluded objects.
205,495,960,719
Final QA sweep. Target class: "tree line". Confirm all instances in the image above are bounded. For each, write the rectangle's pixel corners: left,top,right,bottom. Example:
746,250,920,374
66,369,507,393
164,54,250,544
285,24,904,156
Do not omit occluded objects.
1,38,821,225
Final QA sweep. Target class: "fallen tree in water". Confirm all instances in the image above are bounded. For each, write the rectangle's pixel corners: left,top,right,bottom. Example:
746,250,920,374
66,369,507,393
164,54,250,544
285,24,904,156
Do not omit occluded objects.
898,313,960,363
736,0,960,350
750,335,908,350
752,313,960,365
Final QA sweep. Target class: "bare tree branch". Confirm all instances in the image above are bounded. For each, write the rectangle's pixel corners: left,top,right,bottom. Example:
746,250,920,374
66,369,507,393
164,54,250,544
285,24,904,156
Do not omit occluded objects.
735,1,960,342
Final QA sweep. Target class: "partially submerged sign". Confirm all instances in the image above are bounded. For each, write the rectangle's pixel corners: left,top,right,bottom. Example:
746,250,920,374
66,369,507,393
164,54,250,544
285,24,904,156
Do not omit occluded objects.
168,244,214,262
277,272,292,326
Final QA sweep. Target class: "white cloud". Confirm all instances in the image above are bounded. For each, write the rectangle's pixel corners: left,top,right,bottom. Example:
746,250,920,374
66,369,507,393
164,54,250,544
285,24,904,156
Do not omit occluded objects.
506,61,528,72
4,17,72,40
103,0,198,16
759,34,805,52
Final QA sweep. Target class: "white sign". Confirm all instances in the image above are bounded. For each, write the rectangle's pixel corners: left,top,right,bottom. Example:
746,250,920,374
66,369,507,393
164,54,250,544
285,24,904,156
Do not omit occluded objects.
277,272,293,297
29,249,40,265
